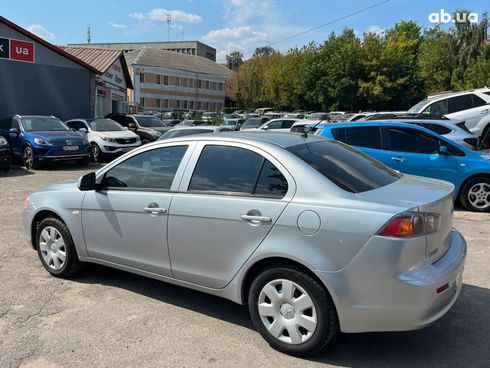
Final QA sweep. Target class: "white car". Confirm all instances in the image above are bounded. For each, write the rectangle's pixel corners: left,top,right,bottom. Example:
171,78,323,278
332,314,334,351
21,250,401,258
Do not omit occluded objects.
65,118,141,162
408,88,490,143
252,118,299,132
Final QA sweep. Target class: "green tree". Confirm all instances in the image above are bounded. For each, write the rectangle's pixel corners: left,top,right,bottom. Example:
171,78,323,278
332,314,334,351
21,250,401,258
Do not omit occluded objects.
225,51,244,71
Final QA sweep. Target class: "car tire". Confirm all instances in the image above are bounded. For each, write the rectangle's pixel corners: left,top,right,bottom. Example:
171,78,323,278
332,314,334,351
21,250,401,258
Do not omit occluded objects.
248,267,338,356
36,217,83,277
23,146,40,170
460,177,490,212
91,143,103,163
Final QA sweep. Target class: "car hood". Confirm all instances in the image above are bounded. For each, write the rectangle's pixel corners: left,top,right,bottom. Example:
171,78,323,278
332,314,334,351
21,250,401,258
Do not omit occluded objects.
93,130,138,139
139,126,171,133
30,131,85,140
37,181,79,193
356,174,454,210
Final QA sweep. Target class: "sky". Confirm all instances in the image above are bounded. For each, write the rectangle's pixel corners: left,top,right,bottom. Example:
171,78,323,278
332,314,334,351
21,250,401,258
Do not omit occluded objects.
1,0,488,62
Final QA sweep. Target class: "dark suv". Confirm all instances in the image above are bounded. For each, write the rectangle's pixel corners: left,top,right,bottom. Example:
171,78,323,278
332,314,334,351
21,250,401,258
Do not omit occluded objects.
105,113,171,143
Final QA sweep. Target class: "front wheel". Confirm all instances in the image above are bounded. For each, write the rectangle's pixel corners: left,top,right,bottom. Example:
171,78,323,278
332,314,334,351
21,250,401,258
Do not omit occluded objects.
23,146,40,170
91,143,103,163
248,267,338,356
36,218,83,277
460,177,490,212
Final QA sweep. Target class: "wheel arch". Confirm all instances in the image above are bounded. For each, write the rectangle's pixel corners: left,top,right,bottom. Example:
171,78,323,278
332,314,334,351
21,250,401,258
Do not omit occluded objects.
457,173,490,200
30,209,64,249
240,256,340,316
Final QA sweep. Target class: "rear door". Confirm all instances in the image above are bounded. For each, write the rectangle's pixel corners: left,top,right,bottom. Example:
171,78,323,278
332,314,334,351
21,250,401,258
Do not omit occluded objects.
167,142,294,288
382,126,458,184
331,126,389,163
446,94,486,132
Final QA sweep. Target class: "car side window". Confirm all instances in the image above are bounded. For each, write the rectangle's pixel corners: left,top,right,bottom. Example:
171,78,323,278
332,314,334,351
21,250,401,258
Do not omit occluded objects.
266,120,283,129
424,99,448,115
102,145,188,190
416,123,452,135
189,145,288,197
343,126,382,149
67,121,86,131
385,127,439,154
448,95,473,113
281,120,295,129
471,94,487,108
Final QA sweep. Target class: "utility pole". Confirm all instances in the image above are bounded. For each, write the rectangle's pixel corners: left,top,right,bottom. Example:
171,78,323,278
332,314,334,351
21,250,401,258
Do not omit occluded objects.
87,27,91,44
166,14,172,41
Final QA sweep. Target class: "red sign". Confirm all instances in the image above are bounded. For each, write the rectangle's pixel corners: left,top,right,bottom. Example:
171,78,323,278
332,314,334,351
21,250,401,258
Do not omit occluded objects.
10,39,35,63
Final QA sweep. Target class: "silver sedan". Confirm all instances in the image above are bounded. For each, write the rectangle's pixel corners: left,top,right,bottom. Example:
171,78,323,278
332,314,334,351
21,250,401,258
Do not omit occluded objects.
23,132,466,356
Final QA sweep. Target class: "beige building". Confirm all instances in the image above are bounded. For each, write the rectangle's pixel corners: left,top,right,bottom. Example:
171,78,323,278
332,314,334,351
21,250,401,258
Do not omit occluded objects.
125,48,232,112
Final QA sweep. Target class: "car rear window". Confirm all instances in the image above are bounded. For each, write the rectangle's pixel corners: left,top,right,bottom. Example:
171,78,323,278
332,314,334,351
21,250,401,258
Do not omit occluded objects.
287,140,401,193
415,123,452,135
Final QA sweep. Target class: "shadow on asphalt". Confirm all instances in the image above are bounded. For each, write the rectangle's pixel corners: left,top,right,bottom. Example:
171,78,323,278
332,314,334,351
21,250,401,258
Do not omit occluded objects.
72,263,254,330
1,162,105,177
72,264,489,366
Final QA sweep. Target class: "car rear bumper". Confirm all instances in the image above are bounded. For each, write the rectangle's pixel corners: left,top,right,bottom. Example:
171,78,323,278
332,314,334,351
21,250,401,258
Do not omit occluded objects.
319,228,466,333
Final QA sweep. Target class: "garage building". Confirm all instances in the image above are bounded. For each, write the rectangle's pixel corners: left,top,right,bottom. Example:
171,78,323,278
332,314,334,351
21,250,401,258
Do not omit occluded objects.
0,16,97,120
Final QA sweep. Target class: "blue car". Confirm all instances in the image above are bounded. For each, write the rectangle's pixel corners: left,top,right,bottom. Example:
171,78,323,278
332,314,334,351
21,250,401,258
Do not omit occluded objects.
315,121,490,212
0,115,91,170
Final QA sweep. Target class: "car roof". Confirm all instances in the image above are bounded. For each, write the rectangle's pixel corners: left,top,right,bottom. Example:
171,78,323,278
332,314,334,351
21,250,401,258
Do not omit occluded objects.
164,131,325,148
319,121,444,134
170,125,220,131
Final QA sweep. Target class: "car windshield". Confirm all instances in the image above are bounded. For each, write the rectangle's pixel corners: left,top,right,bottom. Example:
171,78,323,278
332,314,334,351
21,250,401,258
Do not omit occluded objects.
134,116,166,127
223,120,237,125
22,118,69,132
408,99,429,113
287,140,401,193
89,119,124,131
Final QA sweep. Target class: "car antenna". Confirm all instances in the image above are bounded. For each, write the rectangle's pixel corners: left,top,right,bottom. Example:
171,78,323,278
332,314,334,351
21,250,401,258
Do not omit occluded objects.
302,120,324,138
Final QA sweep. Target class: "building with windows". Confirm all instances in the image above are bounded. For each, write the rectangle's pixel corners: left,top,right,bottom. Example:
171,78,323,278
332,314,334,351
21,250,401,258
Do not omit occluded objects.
68,41,217,61
0,16,98,120
59,46,133,117
125,47,232,112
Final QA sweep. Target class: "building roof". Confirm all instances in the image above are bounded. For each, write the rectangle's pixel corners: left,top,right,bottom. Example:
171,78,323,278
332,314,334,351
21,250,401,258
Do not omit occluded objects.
0,16,99,73
59,46,133,89
125,47,232,77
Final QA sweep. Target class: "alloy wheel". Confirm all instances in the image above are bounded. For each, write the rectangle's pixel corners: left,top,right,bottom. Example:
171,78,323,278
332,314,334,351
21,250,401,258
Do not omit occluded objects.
23,147,33,169
258,279,317,345
39,226,66,271
468,183,490,210
91,144,100,161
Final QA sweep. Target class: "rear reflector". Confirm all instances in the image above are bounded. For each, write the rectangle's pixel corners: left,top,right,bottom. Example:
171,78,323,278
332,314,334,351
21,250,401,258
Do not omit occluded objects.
437,283,449,294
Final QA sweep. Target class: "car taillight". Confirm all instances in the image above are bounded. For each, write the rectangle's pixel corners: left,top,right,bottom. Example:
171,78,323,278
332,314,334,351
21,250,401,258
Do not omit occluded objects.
377,213,440,237
463,137,479,149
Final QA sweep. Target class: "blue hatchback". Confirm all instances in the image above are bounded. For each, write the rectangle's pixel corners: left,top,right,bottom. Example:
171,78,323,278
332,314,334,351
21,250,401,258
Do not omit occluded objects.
315,121,490,212
0,115,90,170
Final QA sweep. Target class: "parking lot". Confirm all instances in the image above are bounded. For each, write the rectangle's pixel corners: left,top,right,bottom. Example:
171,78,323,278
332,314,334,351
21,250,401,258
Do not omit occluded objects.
0,163,489,368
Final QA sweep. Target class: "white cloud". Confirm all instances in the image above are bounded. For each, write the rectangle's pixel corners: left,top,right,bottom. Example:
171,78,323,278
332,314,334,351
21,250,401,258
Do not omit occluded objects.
109,22,127,29
230,0,247,6
129,12,146,21
147,8,203,24
366,25,384,35
27,24,55,40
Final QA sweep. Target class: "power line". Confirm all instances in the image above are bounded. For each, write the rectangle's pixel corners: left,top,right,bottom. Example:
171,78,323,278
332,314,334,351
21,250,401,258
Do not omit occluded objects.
253,0,391,51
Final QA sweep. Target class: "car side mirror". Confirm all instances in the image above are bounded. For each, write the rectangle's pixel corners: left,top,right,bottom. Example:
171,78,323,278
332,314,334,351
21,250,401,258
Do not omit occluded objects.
263,126,268,131
9,128,19,135
438,145,449,155
128,122,137,130
123,127,128,130
78,172,96,191
79,127,88,133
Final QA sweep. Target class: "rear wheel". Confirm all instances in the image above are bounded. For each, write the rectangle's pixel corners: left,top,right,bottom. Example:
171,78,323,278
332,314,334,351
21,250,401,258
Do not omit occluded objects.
248,267,338,356
460,177,490,212
23,146,40,170
36,218,82,277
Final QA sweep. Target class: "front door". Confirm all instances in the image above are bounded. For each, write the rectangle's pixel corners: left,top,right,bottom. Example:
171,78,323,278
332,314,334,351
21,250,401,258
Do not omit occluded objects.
168,143,292,289
81,144,190,276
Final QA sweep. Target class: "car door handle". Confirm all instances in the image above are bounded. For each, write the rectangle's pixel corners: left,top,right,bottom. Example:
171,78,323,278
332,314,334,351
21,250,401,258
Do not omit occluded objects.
391,157,407,162
143,207,167,214
240,214,272,222
481,109,489,115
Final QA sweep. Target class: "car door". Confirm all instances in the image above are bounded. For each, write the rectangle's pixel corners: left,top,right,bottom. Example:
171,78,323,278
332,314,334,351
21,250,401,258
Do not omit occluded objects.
381,126,458,184
8,118,23,155
167,142,294,289
81,144,193,276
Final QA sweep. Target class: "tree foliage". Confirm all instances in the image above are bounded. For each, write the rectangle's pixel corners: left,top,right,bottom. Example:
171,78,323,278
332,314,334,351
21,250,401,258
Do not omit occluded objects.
229,12,489,111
